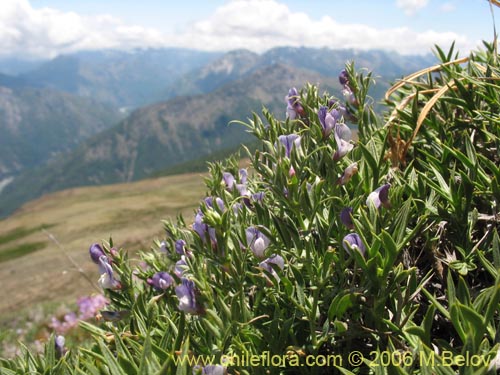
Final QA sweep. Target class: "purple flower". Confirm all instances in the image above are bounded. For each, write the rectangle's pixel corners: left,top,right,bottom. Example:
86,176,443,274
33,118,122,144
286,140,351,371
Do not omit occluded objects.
98,255,121,290
246,227,270,258
236,183,249,197
252,191,265,204
174,256,188,278
278,134,301,158
286,87,304,119
175,239,187,255
333,123,353,161
318,106,341,138
222,172,235,190
193,211,216,244
283,187,289,198
342,233,366,256
55,335,65,359
339,207,354,230
204,197,225,212
339,69,358,106
259,254,285,283
337,162,358,185
193,210,207,238
193,365,226,375
318,105,329,128
343,87,357,106
366,184,391,209
159,241,168,253
339,69,349,86
89,243,105,264
175,278,202,315
239,168,248,184
50,312,78,334
232,202,243,216
148,271,174,291
77,294,108,320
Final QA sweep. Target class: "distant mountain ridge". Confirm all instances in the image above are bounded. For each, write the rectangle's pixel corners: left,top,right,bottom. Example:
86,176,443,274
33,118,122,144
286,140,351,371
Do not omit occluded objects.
0,85,121,180
165,47,436,99
0,63,338,218
18,48,222,108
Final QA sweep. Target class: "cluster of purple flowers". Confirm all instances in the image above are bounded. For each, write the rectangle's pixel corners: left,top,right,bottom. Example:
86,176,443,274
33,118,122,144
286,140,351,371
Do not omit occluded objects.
245,226,285,283
146,270,203,315
142,238,204,315
222,168,265,208
315,83,355,162
340,184,391,257
50,294,108,334
245,227,270,258
284,84,391,259
339,69,358,106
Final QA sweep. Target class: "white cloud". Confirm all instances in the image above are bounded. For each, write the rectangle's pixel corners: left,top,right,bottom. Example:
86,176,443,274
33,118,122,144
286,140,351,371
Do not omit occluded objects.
396,0,429,15
0,0,165,58
440,2,456,13
0,0,477,59
170,0,475,55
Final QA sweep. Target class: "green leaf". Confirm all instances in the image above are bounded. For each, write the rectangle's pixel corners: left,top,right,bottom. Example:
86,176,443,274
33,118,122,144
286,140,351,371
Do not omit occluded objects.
175,336,190,375
422,304,436,345
328,293,356,320
447,271,456,307
0,368,18,375
449,303,467,344
457,303,485,336
483,277,500,327
493,229,500,270
456,276,471,305
78,320,107,337
405,326,427,342
422,288,450,320
391,199,412,246
358,142,379,185
138,333,153,375
205,308,224,330
44,334,56,369
98,338,128,375
381,230,398,276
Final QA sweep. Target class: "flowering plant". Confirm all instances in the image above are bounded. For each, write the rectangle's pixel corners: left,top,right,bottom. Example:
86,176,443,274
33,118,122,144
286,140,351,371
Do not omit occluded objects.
1,42,500,374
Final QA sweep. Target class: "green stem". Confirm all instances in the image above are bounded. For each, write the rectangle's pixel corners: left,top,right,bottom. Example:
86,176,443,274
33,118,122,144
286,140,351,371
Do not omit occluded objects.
309,286,320,348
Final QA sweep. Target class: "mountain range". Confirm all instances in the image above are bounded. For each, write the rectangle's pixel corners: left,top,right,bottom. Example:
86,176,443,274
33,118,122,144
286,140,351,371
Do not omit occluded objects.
18,49,222,108
0,63,339,216
0,84,121,180
0,46,436,218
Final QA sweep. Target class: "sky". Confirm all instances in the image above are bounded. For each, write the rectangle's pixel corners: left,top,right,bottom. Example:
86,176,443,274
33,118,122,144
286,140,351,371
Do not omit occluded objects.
0,0,496,60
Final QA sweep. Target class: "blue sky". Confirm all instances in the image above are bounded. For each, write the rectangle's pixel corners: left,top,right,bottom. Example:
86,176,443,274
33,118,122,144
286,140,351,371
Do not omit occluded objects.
1,0,496,59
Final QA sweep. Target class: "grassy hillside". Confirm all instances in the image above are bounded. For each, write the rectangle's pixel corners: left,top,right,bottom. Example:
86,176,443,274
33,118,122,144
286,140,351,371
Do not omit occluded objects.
0,172,206,322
